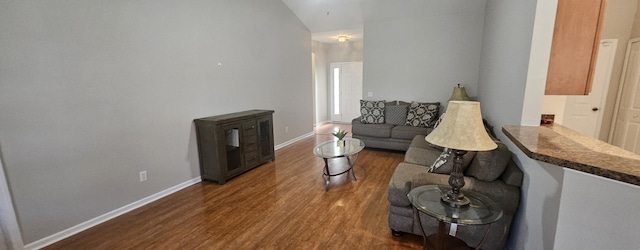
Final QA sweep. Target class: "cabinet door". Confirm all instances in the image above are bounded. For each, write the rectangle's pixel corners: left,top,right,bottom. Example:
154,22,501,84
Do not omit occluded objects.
545,0,606,95
257,115,274,162
219,123,244,177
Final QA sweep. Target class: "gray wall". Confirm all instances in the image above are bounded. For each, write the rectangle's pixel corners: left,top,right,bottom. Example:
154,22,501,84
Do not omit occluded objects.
362,1,487,104
328,41,364,63
0,0,312,244
477,0,557,249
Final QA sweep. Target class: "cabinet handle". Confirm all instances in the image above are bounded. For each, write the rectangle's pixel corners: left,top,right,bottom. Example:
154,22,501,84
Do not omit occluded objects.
251,125,255,129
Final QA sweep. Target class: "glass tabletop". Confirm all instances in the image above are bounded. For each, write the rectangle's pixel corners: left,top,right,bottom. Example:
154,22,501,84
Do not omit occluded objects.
407,185,503,225
313,138,365,158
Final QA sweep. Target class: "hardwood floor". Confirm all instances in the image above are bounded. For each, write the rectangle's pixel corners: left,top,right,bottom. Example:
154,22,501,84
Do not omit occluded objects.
45,123,423,249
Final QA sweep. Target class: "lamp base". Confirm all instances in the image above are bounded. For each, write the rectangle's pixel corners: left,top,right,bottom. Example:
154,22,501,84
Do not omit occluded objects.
441,190,470,208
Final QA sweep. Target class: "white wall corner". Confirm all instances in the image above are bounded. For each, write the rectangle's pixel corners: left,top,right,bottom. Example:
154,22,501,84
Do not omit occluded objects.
0,160,25,250
521,0,558,126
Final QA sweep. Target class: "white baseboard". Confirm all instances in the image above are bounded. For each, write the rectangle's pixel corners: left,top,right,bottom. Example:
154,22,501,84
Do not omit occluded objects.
25,177,202,250
25,134,314,250
275,132,314,151
314,120,330,126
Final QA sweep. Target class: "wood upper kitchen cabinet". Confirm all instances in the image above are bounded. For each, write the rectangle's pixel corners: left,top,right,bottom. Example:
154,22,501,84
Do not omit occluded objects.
545,0,607,95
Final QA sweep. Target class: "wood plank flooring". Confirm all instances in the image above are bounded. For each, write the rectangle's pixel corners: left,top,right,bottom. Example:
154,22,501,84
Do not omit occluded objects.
45,123,422,249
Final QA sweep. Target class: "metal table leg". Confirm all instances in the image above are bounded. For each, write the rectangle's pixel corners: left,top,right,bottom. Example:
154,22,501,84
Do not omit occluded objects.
322,153,360,191
323,158,330,191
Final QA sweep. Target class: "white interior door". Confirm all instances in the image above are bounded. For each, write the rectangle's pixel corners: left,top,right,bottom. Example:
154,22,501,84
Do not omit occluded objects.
611,38,640,154
330,62,363,123
563,39,617,138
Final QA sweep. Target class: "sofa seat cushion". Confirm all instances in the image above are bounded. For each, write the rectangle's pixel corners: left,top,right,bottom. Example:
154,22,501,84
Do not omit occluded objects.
352,121,394,138
391,126,432,140
352,117,394,138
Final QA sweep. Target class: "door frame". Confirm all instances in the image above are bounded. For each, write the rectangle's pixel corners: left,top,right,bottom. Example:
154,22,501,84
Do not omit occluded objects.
609,37,640,143
329,61,363,123
563,39,617,138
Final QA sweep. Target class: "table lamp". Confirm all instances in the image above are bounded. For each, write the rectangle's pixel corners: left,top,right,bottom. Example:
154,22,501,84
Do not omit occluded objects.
449,84,471,101
425,101,497,207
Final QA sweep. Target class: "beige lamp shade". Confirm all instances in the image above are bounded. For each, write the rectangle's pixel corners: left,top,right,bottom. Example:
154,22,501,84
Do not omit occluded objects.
425,101,497,151
449,85,471,101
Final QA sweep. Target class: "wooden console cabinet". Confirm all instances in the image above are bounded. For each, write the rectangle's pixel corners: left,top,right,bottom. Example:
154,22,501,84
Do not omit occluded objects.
194,110,275,184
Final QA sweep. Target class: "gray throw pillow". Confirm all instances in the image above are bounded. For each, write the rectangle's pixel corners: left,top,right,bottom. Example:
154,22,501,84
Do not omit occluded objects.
385,104,408,125
405,102,440,128
429,148,476,174
465,142,511,181
360,100,385,124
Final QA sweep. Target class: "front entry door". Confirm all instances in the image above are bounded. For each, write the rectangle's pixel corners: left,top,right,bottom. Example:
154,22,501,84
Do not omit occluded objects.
330,62,363,123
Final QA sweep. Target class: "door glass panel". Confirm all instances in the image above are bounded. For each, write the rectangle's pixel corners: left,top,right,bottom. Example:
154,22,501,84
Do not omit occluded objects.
224,128,241,171
259,120,271,158
334,67,340,115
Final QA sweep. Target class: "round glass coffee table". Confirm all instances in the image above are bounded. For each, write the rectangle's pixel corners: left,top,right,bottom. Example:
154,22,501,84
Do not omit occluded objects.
407,185,503,250
313,138,365,191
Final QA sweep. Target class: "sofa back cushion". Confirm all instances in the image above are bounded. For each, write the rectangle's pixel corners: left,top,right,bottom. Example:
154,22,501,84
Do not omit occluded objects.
465,142,511,181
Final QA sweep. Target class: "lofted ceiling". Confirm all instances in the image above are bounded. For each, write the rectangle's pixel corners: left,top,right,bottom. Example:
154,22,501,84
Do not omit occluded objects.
280,0,365,43
281,0,464,44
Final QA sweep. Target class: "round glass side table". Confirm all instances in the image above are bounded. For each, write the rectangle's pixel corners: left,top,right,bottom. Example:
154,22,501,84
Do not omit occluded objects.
407,185,503,250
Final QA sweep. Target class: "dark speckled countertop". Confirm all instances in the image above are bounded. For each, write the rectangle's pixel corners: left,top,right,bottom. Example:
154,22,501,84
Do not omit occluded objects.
502,124,640,186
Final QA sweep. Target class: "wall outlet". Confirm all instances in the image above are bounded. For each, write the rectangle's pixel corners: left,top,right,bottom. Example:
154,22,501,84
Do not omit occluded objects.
367,92,373,97
139,171,148,182
285,126,289,133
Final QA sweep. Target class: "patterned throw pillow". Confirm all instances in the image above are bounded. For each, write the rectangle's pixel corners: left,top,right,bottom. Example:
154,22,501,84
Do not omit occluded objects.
385,104,408,125
360,100,385,124
429,149,477,174
405,102,440,127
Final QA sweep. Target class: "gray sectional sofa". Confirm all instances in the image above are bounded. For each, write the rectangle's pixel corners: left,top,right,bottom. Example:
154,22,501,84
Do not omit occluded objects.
352,100,439,151
388,135,523,250
351,118,433,151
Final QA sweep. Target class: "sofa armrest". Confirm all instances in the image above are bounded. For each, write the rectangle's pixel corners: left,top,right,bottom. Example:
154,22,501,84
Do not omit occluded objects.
388,163,429,207
352,116,363,125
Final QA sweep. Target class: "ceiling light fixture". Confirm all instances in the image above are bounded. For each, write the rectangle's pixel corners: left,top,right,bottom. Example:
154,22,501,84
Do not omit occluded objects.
338,35,348,42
